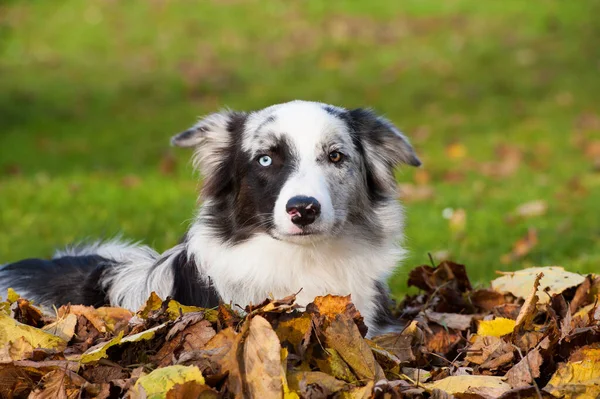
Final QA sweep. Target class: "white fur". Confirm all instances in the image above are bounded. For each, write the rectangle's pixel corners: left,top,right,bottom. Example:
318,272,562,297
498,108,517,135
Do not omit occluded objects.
187,200,406,334
190,112,235,178
57,239,176,311
273,166,335,236
245,101,358,237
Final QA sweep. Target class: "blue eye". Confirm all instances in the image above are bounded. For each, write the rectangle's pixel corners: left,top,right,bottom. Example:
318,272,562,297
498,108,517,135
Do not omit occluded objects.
258,155,272,167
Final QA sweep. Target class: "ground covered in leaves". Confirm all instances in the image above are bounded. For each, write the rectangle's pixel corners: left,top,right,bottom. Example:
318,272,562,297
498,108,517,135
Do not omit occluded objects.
1,262,599,398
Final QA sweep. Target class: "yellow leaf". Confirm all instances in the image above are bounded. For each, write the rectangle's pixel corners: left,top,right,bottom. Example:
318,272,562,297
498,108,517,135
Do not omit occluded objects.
42,313,78,342
138,292,217,321
544,347,600,399
166,301,206,320
121,323,167,344
446,143,467,159
491,266,585,304
70,322,168,364
425,375,511,395
7,288,20,303
138,292,163,318
243,316,286,398
74,331,124,364
0,313,66,360
477,317,516,337
132,365,205,399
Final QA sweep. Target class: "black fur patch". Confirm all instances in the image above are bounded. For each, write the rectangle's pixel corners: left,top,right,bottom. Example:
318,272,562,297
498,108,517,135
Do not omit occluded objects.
0,255,113,308
171,250,221,308
202,114,298,244
371,281,403,333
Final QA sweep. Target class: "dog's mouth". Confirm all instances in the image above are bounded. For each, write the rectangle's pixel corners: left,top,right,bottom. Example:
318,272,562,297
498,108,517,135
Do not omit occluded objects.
270,228,325,242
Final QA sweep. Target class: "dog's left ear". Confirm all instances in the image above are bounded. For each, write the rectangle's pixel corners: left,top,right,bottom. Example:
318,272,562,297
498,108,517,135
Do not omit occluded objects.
349,108,421,197
171,111,247,193
349,108,421,168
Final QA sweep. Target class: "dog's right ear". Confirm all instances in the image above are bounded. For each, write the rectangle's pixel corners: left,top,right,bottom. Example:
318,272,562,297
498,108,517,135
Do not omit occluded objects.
171,111,246,179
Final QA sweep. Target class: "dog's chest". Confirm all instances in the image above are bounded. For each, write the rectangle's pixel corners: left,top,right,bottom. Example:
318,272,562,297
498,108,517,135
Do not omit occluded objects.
192,233,401,319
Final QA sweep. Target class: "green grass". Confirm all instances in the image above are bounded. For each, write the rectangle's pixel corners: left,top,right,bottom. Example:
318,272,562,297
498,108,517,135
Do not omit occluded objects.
1,0,599,299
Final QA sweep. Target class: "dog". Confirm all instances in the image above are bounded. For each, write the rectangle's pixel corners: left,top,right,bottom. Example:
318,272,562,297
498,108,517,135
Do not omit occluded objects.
0,100,421,336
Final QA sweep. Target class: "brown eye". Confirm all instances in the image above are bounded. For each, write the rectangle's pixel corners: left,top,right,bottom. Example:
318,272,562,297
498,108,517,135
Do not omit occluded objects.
329,151,343,163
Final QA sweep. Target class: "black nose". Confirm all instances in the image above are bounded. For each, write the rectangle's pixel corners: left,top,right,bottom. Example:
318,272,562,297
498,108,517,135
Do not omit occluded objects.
286,196,321,226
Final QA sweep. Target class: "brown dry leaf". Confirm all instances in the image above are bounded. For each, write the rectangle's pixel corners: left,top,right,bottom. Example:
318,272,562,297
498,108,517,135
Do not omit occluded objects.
513,200,548,219
287,371,347,397
307,295,367,336
218,303,242,328
424,310,474,331
492,266,586,304
402,367,432,383
0,313,66,360
543,345,600,399
425,375,511,396
397,183,435,203
154,319,216,367
497,386,555,398
425,325,462,356
41,313,78,342
311,346,357,383
501,228,538,264
514,272,543,332
13,298,43,327
202,327,244,396
479,144,523,178
246,292,298,314
61,305,108,333
166,312,207,341
465,336,513,367
569,277,592,314
369,332,415,363
324,314,383,381
469,290,507,312
408,260,472,293
166,381,219,398
0,364,36,398
29,369,84,399
59,305,132,334
338,381,374,398
366,340,402,370
515,331,545,352
95,307,133,333
275,313,312,357
243,315,286,398
505,347,543,388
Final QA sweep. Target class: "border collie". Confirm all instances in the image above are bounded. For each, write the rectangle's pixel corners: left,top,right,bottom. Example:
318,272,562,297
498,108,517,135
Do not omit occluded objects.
0,100,420,336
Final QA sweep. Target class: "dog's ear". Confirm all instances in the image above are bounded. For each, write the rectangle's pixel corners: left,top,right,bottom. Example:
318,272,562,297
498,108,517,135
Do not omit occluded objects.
349,108,421,195
171,111,247,179
349,108,421,168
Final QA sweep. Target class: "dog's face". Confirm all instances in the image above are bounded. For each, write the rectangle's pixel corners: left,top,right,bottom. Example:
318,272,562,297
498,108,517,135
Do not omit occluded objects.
172,101,420,245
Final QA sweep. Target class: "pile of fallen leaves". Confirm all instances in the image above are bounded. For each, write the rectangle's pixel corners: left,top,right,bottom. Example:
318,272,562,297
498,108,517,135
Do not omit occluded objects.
1,262,599,398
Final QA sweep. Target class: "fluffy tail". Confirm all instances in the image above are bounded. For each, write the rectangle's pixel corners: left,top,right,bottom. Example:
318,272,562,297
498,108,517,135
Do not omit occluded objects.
0,239,179,312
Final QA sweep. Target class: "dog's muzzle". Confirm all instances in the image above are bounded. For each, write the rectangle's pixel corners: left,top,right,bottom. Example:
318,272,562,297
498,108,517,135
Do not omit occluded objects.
286,196,321,226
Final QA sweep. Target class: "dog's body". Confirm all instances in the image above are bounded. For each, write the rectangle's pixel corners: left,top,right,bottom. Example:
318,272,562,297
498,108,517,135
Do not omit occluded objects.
0,101,420,336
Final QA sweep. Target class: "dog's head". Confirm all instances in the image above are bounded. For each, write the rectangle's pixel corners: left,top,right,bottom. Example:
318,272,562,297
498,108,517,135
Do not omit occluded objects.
172,101,420,244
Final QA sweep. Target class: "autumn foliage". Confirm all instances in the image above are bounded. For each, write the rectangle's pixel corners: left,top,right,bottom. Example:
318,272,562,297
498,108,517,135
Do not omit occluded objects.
1,262,599,398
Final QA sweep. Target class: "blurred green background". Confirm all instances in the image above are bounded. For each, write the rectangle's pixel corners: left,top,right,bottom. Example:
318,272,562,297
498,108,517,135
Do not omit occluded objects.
1,1,599,298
